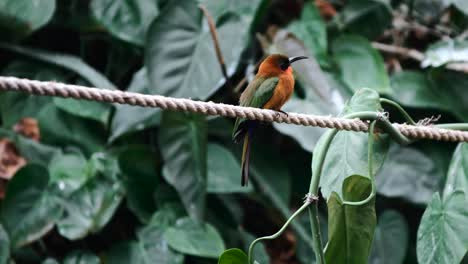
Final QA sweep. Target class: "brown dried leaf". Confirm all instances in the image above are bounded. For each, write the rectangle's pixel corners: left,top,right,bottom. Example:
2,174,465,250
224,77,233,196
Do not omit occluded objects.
13,117,40,141
0,138,27,179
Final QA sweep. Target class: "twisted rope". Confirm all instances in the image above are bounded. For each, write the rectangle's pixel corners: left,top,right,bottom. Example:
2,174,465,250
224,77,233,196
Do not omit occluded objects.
0,76,467,142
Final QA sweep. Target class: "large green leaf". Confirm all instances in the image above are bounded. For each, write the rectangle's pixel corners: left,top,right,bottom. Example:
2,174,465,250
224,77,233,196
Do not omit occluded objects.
0,43,114,123
444,143,468,198
267,28,347,152
422,39,468,67
417,191,468,264
105,205,185,264
376,142,452,204
288,1,328,65
91,0,159,46
325,175,376,264
332,0,392,39
63,251,100,264
1,165,62,248
164,217,225,258
159,111,207,222
332,35,390,93
318,88,389,200
145,0,247,100
0,0,56,38
218,248,248,264
37,104,106,156
109,68,161,142
56,153,125,240
0,224,9,264
199,0,263,23
369,210,409,264
118,146,159,223
207,143,252,193
49,150,88,196
428,68,468,122
0,60,66,127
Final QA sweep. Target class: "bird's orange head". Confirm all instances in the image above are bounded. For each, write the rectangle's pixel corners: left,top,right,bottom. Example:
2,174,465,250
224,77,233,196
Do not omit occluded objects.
257,54,308,77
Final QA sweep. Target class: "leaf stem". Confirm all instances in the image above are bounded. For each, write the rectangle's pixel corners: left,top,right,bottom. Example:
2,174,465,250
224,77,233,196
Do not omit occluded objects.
435,123,468,131
247,200,312,264
380,98,417,125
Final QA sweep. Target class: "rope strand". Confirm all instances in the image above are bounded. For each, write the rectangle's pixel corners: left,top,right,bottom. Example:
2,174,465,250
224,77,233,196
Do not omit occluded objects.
0,76,467,142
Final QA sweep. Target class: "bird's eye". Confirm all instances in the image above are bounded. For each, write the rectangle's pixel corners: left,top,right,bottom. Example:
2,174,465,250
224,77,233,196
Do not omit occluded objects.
280,61,290,71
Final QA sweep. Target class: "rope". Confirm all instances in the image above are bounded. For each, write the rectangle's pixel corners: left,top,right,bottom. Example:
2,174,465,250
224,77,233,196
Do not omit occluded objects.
0,76,467,142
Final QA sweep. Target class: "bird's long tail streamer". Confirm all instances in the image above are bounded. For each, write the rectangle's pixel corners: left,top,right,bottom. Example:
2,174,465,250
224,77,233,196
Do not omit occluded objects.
241,129,253,186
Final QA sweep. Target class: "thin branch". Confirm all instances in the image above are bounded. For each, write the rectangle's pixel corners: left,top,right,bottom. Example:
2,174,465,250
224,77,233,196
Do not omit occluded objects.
199,5,231,88
372,42,468,74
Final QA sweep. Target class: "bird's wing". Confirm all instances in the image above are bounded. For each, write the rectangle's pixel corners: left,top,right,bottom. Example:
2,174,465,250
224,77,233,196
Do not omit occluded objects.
232,77,279,141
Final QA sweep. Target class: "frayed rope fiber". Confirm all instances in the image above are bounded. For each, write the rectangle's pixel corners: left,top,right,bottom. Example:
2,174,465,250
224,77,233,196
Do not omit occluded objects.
1,76,467,142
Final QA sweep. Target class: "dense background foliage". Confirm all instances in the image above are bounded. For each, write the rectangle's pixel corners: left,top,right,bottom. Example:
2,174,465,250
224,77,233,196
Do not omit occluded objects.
0,0,467,263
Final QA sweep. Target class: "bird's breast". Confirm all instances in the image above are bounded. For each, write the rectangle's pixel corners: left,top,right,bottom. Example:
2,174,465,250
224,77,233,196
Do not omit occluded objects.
263,74,295,110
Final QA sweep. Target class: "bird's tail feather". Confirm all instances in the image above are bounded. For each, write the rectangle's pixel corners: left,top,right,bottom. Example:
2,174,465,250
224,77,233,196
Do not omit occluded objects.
241,129,252,186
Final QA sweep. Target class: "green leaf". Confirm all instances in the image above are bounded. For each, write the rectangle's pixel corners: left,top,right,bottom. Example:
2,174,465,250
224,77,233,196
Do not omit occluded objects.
49,150,88,196
428,69,468,122
318,88,388,200
0,0,56,38
42,258,59,264
376,142,452,204
0,60,65,127
450,0,468,15
332,35,390,93
0,43,115,123
109,68,161,142
1,165,62,248
91,0,159,46
288,2,328,65
199,0,263,23
417,191,468,264
145,0,247,100
159,111,207,222
56,153,125,240
105,205,185,264
369,210,409,264
164,217,225,258
0,224,9,264
218,248,248,264
63,251,100,264
444,143,468,198
332,0,392,39
325,175,376,264
118,146,159,223
207,143,252,193
422,39,468,67
37,104,106,156
241,232,269,264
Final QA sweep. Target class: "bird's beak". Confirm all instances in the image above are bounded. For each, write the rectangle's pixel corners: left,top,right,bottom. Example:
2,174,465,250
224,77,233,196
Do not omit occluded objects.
289,56,308,64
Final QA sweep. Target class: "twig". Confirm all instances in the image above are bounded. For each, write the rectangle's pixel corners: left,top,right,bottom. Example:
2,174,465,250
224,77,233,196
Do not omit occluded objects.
199,5,231,88
372,42,468,74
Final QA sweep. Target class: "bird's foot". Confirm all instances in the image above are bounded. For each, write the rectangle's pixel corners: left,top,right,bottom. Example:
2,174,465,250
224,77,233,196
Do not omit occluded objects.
275,110,289,118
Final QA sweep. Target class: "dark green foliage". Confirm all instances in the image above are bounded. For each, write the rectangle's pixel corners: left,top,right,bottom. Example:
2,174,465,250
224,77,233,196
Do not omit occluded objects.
0,1,467,264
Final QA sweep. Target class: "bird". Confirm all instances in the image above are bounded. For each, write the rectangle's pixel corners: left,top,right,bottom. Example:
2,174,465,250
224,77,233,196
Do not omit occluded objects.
232,54,308,186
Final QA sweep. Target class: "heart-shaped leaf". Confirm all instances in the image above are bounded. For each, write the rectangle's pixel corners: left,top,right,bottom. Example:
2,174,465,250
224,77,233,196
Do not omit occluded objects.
159,111,207,222
444,143,468,198
325,175,376,264
0,0,56,39
417,191,468,264
91,0,159,46
145,0,247,100
1,165,62,248
218,248,248,264
164,217,225,258
207,143,252,193
369,210,409,264
332,35,390,93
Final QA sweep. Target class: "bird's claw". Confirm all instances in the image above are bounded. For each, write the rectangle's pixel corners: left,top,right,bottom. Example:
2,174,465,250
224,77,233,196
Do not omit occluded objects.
275,110,289,118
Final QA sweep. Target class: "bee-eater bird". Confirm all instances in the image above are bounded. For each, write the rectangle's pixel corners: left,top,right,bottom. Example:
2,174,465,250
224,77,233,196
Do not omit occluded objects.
232,54,308,186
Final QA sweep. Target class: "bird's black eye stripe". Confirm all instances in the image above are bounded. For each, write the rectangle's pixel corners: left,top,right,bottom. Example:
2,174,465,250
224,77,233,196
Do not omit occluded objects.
279,59,290,71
